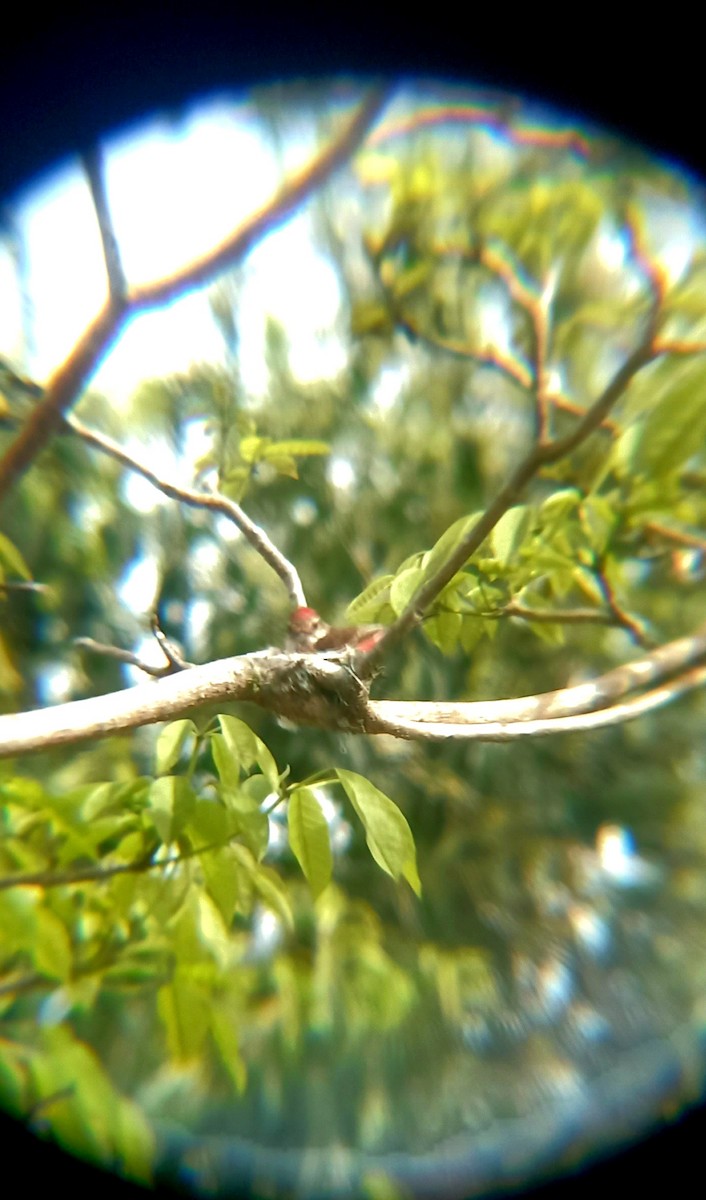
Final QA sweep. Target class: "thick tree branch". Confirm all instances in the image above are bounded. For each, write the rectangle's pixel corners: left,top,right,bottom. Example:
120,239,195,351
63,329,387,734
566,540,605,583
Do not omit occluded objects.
1,624,704,759
0,85,390,500
366,663,706,741
0,650,372,758
369,622,706,732
0,300,126,494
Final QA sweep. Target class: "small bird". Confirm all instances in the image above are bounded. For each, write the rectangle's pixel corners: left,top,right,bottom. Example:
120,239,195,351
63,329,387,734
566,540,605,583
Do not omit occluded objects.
286,606,386,654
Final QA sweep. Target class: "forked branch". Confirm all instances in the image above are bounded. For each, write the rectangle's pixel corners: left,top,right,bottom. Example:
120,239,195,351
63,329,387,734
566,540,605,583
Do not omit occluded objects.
0,85,391,499
1,624,705,759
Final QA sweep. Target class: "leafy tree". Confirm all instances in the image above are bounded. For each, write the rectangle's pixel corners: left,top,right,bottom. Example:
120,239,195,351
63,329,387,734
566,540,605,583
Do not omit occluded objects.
1,80,706,1198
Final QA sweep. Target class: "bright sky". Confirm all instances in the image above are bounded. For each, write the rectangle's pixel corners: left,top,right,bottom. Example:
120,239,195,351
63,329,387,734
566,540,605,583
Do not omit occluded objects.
0,94,349,406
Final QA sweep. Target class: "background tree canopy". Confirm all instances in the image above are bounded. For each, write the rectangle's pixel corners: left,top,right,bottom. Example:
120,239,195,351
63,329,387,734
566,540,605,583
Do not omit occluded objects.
1,80,706,1199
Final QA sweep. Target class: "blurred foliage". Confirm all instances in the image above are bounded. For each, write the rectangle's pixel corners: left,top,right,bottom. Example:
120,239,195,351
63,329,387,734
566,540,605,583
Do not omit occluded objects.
2,83,706,1196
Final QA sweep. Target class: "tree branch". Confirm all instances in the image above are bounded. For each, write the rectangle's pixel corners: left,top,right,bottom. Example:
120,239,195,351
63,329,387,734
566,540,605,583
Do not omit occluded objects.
74,619,191,676
592,565,651,646
367,104,591,160
0,649,372,758
0,84,391,500
1,624,704,759
0,851,156,892
498,601,626,628
66,415,307,607
0,830,241,894
644,520,706,553
81,144,127,301
370,621,706,728
366,662,706,741
362,299,659,672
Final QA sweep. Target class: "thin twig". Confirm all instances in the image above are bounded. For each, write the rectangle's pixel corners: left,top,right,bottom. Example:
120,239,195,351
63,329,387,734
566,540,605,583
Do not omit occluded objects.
435,599,620,628
0,580,49,595
644,521,706,553
0,829,237,893
653,337,706,356
75,615,193,675
474,240,553,440
66,414,307,607
74,633,190,677
592,566,651,646
150,613,193,671
81,145,127,300
0,850,156,892
362,308,659,673
366,105,592,159
389,306,533,389
501,601,619,626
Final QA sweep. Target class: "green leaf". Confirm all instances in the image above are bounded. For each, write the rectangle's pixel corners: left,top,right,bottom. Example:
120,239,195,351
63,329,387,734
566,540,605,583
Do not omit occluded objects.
239,435,271,464
0,1041,28,1117
0,531,32,581
421,512,482,580
200,847,241,925
211,731,240,791
0,633,23,695
221,781,270,860
346,575,394,622
34,910,72,981
81,781,124,821
263,454,299,479
27,1026,155,1183
250,867,294,929
221,466,251,501
336,770,421,896
393,259,433,299
389,565,425,616
187,797,230,846
423,611,462,654
350,301,395,337
572,565,606,605
579,495,617,555
241,775,276,806
526,618,567,645
459,617,485,653
614,360,706,478
0,535,31,585
262,439,330,458
231,844,294,929
155,720,195,775
210,1006,247,1092
158,968,212,1061
147,776,195,843
288,788,333,898
491,505,532,567
218,714,279,791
